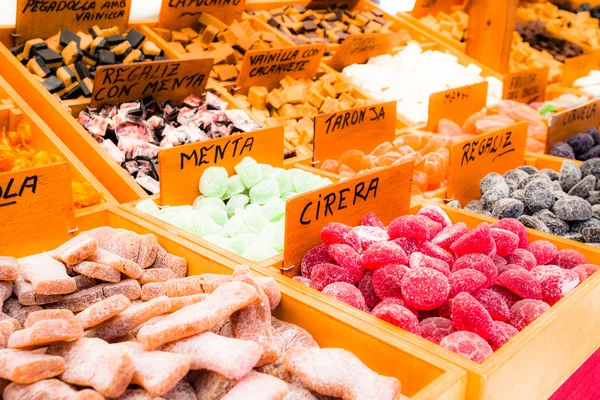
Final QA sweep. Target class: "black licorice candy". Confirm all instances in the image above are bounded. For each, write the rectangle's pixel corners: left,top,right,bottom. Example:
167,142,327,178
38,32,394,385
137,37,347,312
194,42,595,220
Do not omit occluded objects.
35,48,63,69
23,38,47,60
10,44,24,57
106,34,126,46
82,50,98,66
62,41,82,65
97,49,115,65
74,61,91,81
57,66,77,86
61,81,83,100
42,76,65,94
112,41,132,58
126,29,145,49
27,56,51,78
90,36,108,53
59,28,81,48
79,78,93,97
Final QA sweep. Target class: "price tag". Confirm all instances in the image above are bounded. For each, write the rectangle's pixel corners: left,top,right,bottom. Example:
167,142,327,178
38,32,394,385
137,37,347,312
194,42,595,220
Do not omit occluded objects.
0,162,75,256
447,122,528,206
158,0,246,30
158,127,284,206
236,44,326,91
91,59,213,108
313,102,396,165
547,98,600,153
563,52,600,86
328,32,409,71
283,161,413,276
502,67,548,104
427,81,488,131
16,0,132,44
411,0,459,18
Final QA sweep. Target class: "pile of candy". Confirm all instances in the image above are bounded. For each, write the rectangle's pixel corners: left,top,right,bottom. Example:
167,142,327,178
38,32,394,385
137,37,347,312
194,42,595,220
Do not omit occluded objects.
515,20,584,63
550,126,600,160
342,43,503,124
418,10,469,42
511,31,564,83
0,120,102,209
0,228,400,399
136,157,332,262
529,93,592,117
462,159,600,244
296,205,597,363
573,70,600,97
77,93,261,194
556,1,600,19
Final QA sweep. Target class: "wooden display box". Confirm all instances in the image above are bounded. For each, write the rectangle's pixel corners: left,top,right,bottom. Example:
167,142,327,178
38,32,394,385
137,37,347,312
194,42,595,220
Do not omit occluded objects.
0,75,115,214
7,204,467,400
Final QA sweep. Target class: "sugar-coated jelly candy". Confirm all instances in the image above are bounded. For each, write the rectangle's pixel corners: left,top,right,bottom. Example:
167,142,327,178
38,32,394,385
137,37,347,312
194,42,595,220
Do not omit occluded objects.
472,289,510,322
409,252,451,277
419,317,456,344
420,241,456,266
551,249,587,269
353,226,389,251
310,263,354,291
300,245,332,279
451,254,497,287
509,299,550,331
440,331,493,363
417,205,452,229
451,292,497,340
372,300,420,334
292,276,312,288
490,228,519,257
526,241,559,265
372,264,410,299
493,255,508,268
492,219,528,248
392,237,421,257
361,242,408,270
450,223,492,257
498,263,526,275
358,270,381,308
531,266,579,305
488,321,519,350
497,269,542,300
388,215,442,241
505,249,537,271
449,269,487,298
323,282,366,311
328,244,363,283
432,222,468,250
320,223,361,252
571,264,600,282
401,268,450,310
339,149,366,173
360,212,386,230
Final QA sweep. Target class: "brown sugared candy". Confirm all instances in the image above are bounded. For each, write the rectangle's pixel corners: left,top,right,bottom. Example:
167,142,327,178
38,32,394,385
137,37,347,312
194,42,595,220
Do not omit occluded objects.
18,254,77,295
0,257,18,281
3,379,103,400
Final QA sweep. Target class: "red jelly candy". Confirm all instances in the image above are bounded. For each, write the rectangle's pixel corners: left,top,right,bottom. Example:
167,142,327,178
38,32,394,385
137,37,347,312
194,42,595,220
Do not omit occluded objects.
361,241,408,270
432,222,468,250
452,253,497,288
409,252,451,277
472,289,510,321
388,215,442,241
551,249,587,270
361,212,385,230
450,223,492,257
498,263,527,276
328,244,363,283
571,264,600,282
376,297,419,318
505,248,537,271
310,263,354,291
490,228,519,257
509,299,550,330
493,255,508,268
531,265,579,305
353,226,389,252
417,205,452,229
497,269,542,300
323,282,366,311
372,264,410,299
292,276,312,288
449,269,487,298
488,321,519,350
418,308,440,321
451,292,497,340
301,244,331,278
483,236,497,258
526,240,559,266
320,222,361,252
488,285,521,309
439,299,454,319
392,237,422,257
493,218,528,248
440,331,493,363
419,317,456,344
401,268,450,310
420,241,456,266
372,301,420,335
358,270,381,308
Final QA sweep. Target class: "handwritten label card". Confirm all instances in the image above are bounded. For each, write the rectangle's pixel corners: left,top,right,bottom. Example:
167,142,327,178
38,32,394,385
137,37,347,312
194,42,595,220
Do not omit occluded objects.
502,67,548,104
563,52,600,86
306,0,359,9
236,44,326,91
313,102,396,164
158,0,245,30
328,32,409,71
411,0,459,18
90,59,213,108
283,161,413,276
427,81,488,131
0,162,75,256
158,126,284,206
546,98,600,153
16,0,132,44
447,122,528,206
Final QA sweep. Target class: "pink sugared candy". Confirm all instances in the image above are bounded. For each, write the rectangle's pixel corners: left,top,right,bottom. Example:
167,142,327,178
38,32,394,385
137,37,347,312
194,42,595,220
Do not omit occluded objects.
449,269,487,298
509,299,550,330
488,285,521,309
451,253,497,287
493,255,508,268
320,223,361,252
409,252,450,277
490,228,519,257
328,244,363,283
372,264,409,299
417,205,452,229
358,270,381,308
531,265,579,305
361,241,408,270
292,276,311,288
301,244,332,278
388,215,442,241
353,226,389,251
505,249,537,271
401,268,449,310
438,299,453,319
372,300,420,334
310,263,354,291
497,269,542,300
488,321,519,350
551,249,587,270
440,331,493,363
432,222,468,250
526,241,559,266
419,317,456,344
419,241,456,266
472,289,510,322
493,218,528,248
571,264,600,282
497,263,526,276
361,212,385,230
450,223,492,257
322,282,366,311
391,237,421,257
451,292,496,340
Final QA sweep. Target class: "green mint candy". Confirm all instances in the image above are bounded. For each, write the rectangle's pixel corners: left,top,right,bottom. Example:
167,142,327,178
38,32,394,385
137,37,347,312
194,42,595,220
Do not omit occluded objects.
199,166,228,198
226,194,250,218
249,178,280,205
235,157,263,189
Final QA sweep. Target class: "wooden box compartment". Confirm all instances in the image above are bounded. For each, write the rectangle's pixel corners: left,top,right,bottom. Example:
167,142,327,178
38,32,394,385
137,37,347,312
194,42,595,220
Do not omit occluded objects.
396,10,467,54
9,204,467,400
271,201,600,400
0,75,115,213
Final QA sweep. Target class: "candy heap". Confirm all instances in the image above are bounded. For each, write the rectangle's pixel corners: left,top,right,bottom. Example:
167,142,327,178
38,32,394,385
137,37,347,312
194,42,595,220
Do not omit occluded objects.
550,126,600,160
297,206,597,363
342,43,503,124
462,159,600,244
516,20,584,63
10,27,164,100
0,120,102,208
529,93,592,117
0,229,401,399
77,93,261,194
154,14,287,84
418,10,468,42
136,157,332,262
557,1,600,19
511,32,564,83
573,70,600,97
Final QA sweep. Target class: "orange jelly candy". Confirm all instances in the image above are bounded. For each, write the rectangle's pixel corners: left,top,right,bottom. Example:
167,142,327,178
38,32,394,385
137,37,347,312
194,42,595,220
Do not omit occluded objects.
339,149,366,173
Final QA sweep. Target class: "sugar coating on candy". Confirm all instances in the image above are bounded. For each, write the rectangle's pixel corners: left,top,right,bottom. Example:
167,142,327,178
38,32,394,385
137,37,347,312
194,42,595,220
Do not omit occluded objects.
0,257,18,281
472,289,510,322
52,235,98,265
141,282,167,301
220,371,288,400
439,331,493,363
419,317,456,344
165,275,208,297
506,248,537,270
353,226,389,251
449,269,487,298
12,277,62,306
328,244,363,283
87,249,143,279
283,347,401,400
361,212,385,229
0,349,66,384
553,195,593,221
498,263,526,275
571,263,600,282
417,205,452,229
452,254,497,287
451,292,497,340
372,264,409,299
2,299,42,327
493,255,508,268
492,219,528,248
49,279,141,312
388,215,442,241
310,263,354,291
0,281,12,302
490,228,519,257
301,245,332,279
419,241,456,266
75,294,131,329
323,282,366,311
188,370,236,400
361,241,408,270
488,321,519,351
450,223,492,257
152,245,188,278
357,270,381,308
551,249,587,269
72,261,121,283
409,252,451,277
526,241,559,265
401,268,449,310
19,254,77,295
432,222,468,250
167,294,208,313
392,237,422,256
320,223,361,252
292,276,312,288
498,268,542,300
7,318,83,349
376,298,418,317
560,161,582,192
372,301,420,334
532,266,579,305
3,379,103,400
138,268,177,284
509,299,550,330
24,309,75,328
